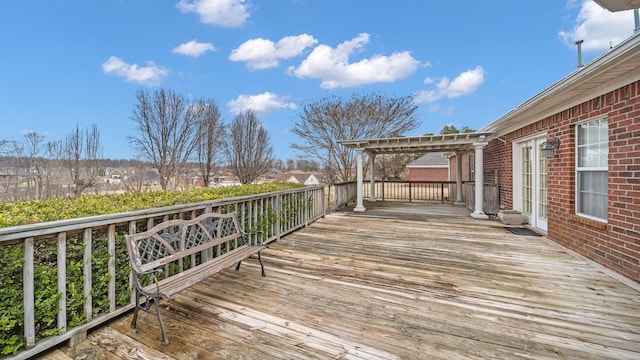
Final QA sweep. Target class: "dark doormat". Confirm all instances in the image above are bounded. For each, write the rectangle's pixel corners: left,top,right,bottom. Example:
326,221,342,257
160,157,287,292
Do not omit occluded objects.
504,227,542,236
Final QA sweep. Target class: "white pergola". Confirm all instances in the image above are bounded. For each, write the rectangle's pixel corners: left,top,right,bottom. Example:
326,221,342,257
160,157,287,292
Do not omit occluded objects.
338,132,494,219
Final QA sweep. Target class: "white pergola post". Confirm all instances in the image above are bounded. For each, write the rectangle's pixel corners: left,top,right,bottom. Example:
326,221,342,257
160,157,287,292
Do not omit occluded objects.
369,153,376,202
455,151,464,205
470,140,489,219
354,148,366,212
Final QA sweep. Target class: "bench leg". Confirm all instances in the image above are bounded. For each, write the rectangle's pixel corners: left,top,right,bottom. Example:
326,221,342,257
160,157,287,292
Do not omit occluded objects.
154,299,169,345
257,251,266,277
234,251,266,277
131,289,140,329
131,289,169,345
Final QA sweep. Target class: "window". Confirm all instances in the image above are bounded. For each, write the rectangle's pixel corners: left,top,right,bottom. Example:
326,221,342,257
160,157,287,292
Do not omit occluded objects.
576,117,608,221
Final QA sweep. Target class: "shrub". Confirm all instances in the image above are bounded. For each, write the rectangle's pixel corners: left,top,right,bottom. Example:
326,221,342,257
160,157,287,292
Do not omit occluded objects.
0,182,306,354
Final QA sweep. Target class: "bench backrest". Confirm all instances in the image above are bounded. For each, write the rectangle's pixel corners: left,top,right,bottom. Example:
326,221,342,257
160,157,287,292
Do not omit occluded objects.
125,212,244,273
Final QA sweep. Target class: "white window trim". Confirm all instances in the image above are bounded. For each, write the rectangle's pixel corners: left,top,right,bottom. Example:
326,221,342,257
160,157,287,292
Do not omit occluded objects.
575,117,608,223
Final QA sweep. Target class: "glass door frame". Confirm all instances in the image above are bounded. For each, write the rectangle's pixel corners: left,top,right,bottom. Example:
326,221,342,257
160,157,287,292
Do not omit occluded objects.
512,135,548,231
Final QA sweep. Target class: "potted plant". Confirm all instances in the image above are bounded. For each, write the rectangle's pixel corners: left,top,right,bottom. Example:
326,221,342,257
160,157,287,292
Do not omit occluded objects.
498,210,524,225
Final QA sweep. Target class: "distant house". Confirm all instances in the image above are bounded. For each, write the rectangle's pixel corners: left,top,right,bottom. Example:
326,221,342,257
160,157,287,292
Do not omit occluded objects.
277,172,321,185
108,169,124,180
406,152,449,182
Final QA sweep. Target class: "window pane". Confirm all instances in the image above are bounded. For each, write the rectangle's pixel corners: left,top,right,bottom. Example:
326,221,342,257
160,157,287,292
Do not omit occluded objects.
577,118,608,167
538,147,548,220
578,171,608,219
522,145,532,214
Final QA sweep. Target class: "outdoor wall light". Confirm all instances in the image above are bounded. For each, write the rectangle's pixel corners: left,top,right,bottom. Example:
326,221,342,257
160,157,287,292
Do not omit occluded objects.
541,138,560,158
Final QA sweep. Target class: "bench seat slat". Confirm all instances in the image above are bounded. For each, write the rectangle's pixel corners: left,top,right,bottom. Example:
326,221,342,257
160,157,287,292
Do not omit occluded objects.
144,245,264,296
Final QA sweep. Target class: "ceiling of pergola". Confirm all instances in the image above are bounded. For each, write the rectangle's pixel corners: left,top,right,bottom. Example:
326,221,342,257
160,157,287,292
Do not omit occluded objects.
338,132,493,155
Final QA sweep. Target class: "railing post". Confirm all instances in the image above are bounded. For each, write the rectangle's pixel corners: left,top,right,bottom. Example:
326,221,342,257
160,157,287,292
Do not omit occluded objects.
57,232,67,335
108,224,117,313
409,182,412,203
275,193,281,240
24,237,35,348
83,228,93,323
305,189,309,227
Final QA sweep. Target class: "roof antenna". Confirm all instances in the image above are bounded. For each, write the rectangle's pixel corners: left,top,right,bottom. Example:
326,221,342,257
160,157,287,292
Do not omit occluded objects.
575,40,584,68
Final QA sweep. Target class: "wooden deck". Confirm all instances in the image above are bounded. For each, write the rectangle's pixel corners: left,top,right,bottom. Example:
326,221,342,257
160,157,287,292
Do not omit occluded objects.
50,201,640,359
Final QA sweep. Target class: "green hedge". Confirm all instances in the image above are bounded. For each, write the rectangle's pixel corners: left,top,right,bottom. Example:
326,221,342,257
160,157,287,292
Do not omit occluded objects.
0,182,304,228
0,182,307,355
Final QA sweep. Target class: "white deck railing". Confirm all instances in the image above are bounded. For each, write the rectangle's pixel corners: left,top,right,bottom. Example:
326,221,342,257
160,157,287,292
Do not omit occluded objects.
333,180,460,210
0,185,324,360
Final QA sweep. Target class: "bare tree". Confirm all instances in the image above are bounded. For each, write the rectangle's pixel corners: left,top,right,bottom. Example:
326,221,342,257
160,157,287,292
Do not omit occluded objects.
23,132,45,199
291,93,419,182
225,110,274,184
0,139,24,201
376,153,416,180
45,140,65,199
273,159,285,171
286,158,295,171
296,159,320,172
128,88,199,190
64,124,103,197
194,99,226,187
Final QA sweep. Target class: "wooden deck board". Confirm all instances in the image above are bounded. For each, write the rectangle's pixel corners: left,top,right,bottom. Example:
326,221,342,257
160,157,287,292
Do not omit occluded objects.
60,202,640,359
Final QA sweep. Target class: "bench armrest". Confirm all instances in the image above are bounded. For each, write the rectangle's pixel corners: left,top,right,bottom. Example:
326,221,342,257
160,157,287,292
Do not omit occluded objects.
240,229,265,246
132,267,165,296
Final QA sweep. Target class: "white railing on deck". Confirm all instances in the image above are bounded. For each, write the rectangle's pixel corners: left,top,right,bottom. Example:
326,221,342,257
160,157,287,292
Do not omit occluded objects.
333,181,357,210
332,180,458,210
0,185,324,360
366,180,457,203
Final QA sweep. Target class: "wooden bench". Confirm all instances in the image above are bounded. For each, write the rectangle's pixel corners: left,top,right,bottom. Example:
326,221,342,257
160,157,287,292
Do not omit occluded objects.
124,212,267,345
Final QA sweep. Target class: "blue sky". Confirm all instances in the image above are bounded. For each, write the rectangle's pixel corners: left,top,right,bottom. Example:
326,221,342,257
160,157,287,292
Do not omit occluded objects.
0,0,636,161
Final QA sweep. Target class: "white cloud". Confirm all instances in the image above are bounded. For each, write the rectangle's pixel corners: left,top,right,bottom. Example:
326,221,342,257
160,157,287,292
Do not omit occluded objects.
227,92,297,116
172,40,216,57
102,56,168,86
229,34,318,70
414,90,440,104
176,0,249,28
414,66,486,104
438,66,486,98
288,33,420,89
559,0,635,52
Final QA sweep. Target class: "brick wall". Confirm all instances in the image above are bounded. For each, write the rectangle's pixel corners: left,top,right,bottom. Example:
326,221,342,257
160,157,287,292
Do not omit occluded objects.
483,80,640,283
408,167,449,182
448,153,474,182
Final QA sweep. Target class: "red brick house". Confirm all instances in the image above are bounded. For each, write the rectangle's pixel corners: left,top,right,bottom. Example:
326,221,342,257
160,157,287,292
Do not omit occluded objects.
407,152,449,181
479,30,640,281
342,3,640,283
